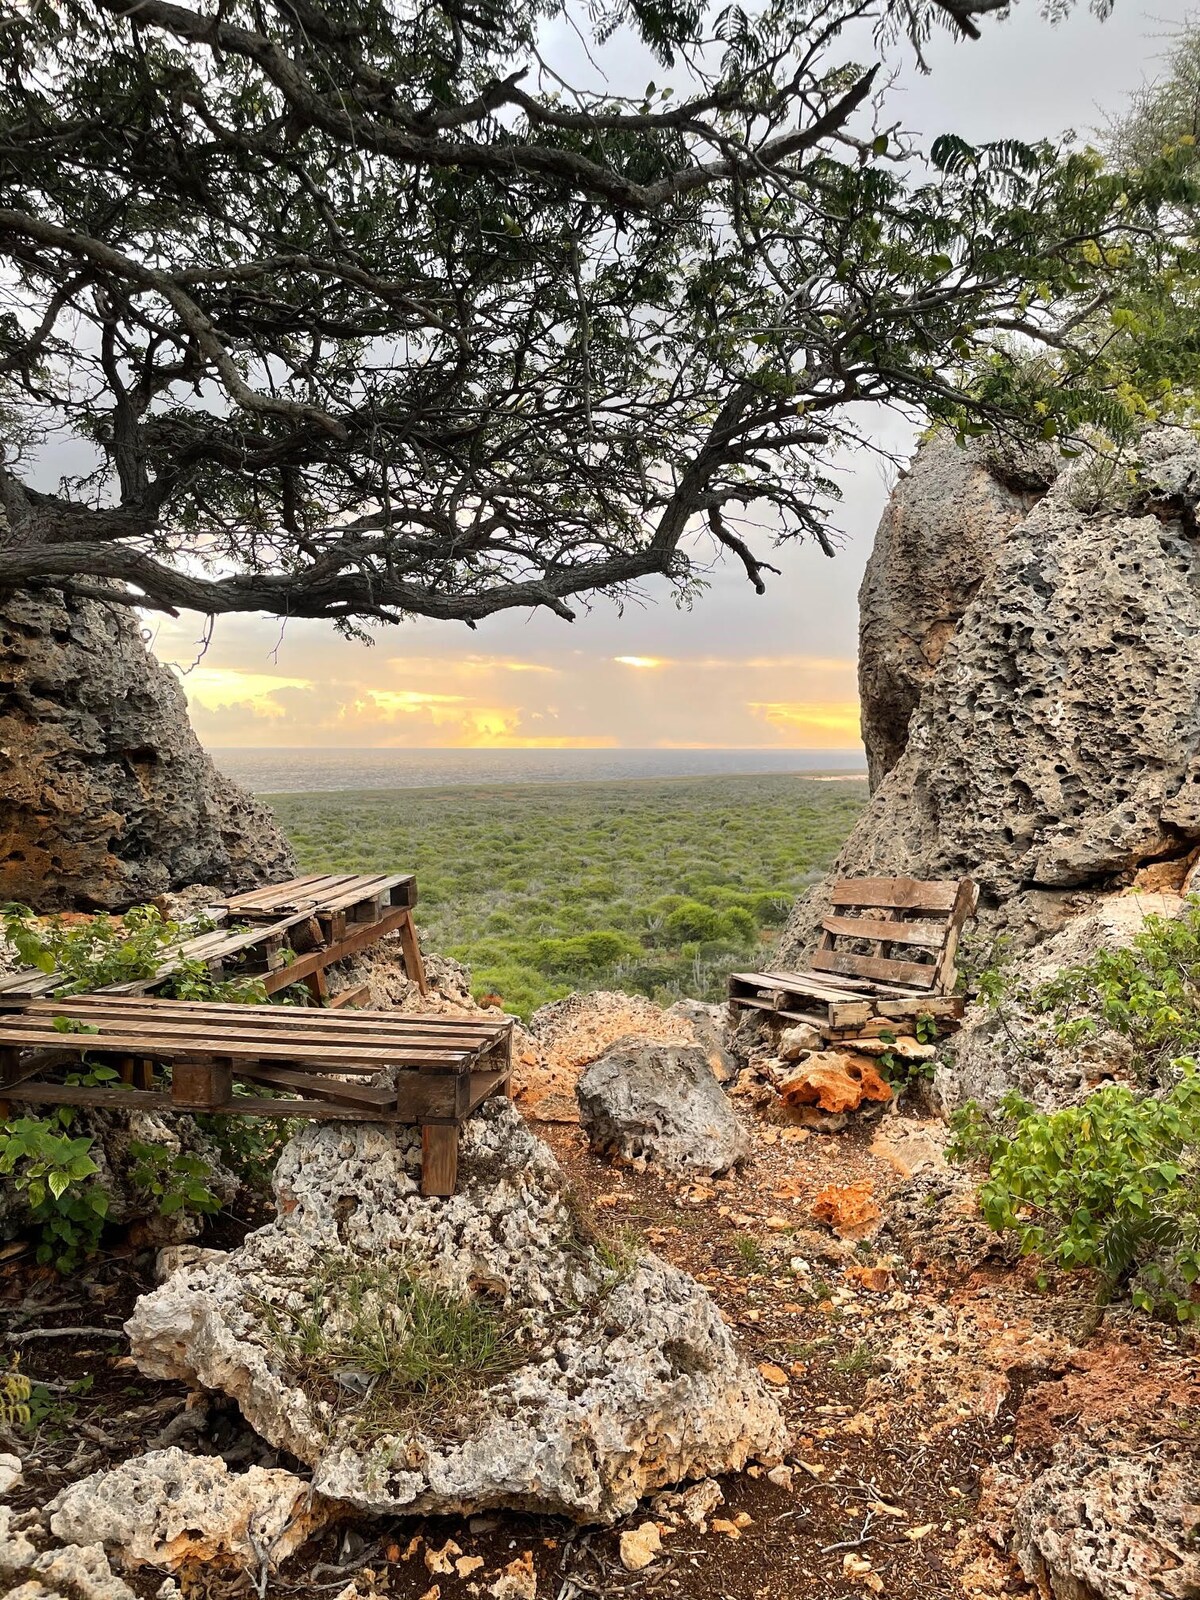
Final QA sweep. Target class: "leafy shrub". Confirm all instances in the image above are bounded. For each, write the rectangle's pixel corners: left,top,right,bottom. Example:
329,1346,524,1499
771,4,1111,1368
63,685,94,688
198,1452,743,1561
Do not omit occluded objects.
662,901,726,943
1028,903,1200,1080
0,1116,109,1270
950,1068,1200,1322
128,1141,222,1218
531,930,643,976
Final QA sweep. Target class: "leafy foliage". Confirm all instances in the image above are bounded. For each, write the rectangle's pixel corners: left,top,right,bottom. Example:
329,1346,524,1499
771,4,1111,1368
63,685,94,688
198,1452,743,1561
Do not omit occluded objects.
0,1362,32,1431
950,1069,1200,1321
0,1,1196,627
1025,902,1200,1082
0,904,283,1266
271,773,862,1016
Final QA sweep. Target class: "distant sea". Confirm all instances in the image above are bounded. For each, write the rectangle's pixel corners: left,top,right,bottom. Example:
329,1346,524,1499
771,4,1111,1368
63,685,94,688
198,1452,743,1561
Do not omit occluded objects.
211,747,868,795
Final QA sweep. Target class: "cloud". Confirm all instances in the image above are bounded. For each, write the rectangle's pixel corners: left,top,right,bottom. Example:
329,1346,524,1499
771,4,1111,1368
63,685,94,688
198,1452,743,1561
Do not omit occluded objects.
747,701,863,745
614,656,669,669
180,666,315,718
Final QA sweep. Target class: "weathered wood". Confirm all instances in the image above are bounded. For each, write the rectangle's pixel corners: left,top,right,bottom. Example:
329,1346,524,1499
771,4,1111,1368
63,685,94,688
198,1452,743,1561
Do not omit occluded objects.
171,1059,233,1108
809,947,939,989
304,967,330,1006
820,914,947,948
396,910,429,995
421,1124,459,1198
828,877,963,912
328,983,372,1010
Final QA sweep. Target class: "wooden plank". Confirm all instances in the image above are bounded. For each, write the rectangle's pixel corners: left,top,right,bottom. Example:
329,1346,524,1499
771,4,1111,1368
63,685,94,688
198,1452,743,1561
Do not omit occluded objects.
28,996,504,1031
229,1061,397,1107
829,877,964,913
396,910,428,995
328,984,372,1010
258,906,413,993
821,914,948,949
810,948,938,989
171,1059,233,1108
6,1013,507,1055
421,1124,459,1198
464,1068,510,1115
0,1029,487,1071
827,999,875,1029
873,994,965,1020
2,1082,405,1121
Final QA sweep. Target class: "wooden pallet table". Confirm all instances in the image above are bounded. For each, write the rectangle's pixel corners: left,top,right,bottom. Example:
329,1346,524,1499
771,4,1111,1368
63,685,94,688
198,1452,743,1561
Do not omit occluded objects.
730,875,977,1038
0,996,512,1196
0,873,427,1009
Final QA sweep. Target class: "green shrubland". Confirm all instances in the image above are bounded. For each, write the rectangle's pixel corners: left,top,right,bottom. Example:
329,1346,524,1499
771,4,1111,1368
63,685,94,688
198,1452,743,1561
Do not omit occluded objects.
269,775,864,1017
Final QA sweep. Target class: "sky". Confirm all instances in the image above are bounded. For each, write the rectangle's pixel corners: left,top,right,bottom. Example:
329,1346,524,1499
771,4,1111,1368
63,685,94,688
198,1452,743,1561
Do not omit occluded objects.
144,0,1193,754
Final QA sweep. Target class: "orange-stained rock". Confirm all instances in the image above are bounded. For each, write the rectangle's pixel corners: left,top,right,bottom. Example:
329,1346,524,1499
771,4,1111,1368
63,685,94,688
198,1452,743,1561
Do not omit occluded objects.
811,1180,882,1240
779,1051,893,1116
844,1264,892,1294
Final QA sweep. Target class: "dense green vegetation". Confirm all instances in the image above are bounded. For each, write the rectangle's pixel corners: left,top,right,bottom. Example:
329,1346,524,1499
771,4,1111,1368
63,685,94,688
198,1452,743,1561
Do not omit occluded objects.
270,775,865,1017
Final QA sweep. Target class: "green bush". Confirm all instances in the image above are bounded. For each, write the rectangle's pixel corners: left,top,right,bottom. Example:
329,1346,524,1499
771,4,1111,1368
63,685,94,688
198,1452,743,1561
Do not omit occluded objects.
1021,902,1200,1080
663,901,726,943
531,930,643,976
950,1068,1200,1322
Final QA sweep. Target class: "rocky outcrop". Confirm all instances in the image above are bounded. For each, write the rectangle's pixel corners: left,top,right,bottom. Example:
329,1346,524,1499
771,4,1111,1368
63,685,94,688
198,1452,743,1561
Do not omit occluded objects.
0,587,295,910
576,1040,749,1174
858,433,1049,789
47,1450,334,1572
517,990,733,1123
782,429,1200,962
1012,1446,1200,1600
938,890,1188,1112
126,1099,786,1524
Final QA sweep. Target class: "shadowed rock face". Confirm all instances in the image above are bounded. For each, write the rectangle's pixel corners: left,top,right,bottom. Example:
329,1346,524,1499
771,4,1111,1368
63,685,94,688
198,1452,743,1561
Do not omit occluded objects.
782,428,1200,959
858,433,1047,790
0,588,295,909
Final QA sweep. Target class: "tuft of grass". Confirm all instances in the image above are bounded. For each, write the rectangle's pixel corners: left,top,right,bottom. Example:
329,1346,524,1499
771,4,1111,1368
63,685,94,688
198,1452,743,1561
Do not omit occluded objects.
256,1258,524,1441
732,1232,766,1271
832,1340,878,1376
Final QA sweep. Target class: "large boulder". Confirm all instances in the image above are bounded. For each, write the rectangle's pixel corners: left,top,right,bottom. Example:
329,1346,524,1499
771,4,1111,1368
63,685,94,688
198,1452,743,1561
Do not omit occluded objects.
125,1099,786,1523
517,990,730,1123
782,428,1200,962
0,586,295,910
576,1039,749,1174
858,432,1050,789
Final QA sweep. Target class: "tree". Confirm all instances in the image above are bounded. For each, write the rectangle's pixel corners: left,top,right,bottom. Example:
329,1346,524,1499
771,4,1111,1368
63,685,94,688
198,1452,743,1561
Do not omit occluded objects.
0,0,1193,630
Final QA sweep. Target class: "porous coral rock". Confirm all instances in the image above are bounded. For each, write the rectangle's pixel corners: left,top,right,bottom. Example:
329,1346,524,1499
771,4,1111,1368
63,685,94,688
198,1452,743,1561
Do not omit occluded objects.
0,585,294,911
778,1052,893,1118
576,1039,749,1175
126,1100,786,1523
1012,1447,1200,1600
47,1449,333,1572
782,427,1200,961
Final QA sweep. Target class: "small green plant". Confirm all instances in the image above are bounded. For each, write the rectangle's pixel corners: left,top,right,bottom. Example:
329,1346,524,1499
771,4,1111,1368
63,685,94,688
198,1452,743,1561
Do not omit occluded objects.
732,1232,765,1271
832,1340,877,1375
915,1014,939,1046
875,1028,938,1096
950,1066,1200,1324
0,1116,109,1270
0,1362,31,1429
257,1257,522,1439
128,1141,221,1218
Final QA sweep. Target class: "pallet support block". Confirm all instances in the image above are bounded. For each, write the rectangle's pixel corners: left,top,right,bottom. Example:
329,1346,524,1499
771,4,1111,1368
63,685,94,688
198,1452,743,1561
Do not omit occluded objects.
171,1058,234,1108
421,1123,459,1197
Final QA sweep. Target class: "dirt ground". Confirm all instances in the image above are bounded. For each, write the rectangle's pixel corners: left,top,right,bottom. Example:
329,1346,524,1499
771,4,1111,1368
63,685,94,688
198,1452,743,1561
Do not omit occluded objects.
2,1108,1197,1600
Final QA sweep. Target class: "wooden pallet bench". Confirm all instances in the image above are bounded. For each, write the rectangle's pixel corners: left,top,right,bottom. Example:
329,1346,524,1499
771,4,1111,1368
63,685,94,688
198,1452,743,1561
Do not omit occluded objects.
0,995,511,1196
0,873,426,1009
730,875,978,1037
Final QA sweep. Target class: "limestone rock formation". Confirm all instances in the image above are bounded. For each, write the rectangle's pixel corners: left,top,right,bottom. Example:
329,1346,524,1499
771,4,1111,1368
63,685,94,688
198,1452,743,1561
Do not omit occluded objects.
125,1099,786,1523
47,1450,334,1572
782,428,1200,962
858,433,1049,788
1,1506,138,1600
939,890,1188,1112
576,1039,749,1174
0,587,295,910
1012,1445,1200,1600
516,990,727,1123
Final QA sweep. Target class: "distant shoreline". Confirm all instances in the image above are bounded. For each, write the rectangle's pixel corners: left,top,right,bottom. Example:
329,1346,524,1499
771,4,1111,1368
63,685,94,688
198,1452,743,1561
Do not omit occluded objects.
256,769,868,800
